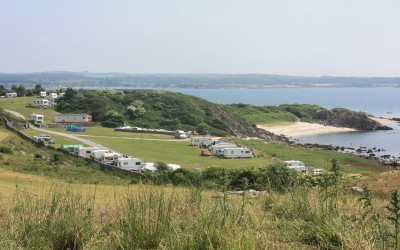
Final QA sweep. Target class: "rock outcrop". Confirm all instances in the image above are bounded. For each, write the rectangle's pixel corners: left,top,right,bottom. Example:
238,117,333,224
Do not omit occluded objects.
326,112,392,131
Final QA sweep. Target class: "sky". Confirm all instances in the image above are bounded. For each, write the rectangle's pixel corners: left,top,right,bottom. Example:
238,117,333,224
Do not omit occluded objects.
1,0,399,77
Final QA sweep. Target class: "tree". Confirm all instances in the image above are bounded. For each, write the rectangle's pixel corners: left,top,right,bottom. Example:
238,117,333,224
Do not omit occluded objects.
33,84,45,95
101,110,125,128
0,85,7,96
64,88,78,100
126,100,146,119
16,85,26,97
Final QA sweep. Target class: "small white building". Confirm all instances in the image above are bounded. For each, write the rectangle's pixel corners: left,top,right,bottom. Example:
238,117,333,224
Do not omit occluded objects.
40,91,47,98
5,93,17,98
49,93,58,99
284,160,309,174
29,113,44,123
55,114,92,123
222,147,253,158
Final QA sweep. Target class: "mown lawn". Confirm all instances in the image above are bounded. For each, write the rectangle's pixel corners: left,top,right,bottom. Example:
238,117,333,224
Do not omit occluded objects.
84,136,276,169
0,96,59,120
45,126,176,140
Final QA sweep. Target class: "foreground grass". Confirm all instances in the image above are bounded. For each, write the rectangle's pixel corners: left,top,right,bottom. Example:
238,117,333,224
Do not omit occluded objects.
1,176,398,249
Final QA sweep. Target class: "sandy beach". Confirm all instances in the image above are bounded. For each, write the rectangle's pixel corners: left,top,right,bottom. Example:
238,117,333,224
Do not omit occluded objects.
258,116,398,137
257,122,357,137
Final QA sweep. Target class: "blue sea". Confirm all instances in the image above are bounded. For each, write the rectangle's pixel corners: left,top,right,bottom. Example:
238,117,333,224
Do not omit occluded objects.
165,87,400,157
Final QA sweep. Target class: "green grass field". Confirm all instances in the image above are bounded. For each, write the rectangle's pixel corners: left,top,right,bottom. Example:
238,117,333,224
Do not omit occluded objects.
0,96,59,120
235,139,382,175
45,126,175,140
82,136,274,169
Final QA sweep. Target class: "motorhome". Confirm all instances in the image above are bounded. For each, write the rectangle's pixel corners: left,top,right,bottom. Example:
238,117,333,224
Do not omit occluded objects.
209,143,237,156
222,147,253,158
76,147,101,157
40,91,47,98
175,130,187,139
284,160,309,174
114,157,142,171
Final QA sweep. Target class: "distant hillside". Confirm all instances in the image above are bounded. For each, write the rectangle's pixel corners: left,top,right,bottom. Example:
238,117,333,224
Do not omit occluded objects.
55,89,389,137
1,72,399,89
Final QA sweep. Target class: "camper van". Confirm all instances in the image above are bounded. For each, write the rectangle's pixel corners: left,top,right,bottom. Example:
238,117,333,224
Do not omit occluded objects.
90,149,112,160
284,160,309,174
209,143,237,156
101,153,121,165
114,157,142,171
222,147,253,159
76,147,101,157
175,130,187,139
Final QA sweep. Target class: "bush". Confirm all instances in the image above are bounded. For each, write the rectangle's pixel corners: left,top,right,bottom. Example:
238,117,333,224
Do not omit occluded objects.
0,146,13,154
257,164,299,193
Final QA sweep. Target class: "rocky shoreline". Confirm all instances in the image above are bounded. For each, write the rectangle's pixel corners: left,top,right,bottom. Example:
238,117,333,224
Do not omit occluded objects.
255,119,400,169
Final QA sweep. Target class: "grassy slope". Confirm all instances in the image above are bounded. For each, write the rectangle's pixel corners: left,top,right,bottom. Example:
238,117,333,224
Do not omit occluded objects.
0,127,133,185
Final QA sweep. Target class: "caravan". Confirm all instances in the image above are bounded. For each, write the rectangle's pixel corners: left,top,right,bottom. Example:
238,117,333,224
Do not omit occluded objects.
222,147,253,158
284,160,309,174
114,157,142,171
76,147,101,157
209,143,237,156
101,153,121,165
90,149,112,160
191,137,211,147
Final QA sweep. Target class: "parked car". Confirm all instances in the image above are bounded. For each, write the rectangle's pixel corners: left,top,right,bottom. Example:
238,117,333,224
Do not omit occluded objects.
32,134,51,141
201,150,211,156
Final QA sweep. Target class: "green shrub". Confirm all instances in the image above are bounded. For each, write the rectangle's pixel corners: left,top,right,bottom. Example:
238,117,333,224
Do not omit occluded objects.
0,146,13,154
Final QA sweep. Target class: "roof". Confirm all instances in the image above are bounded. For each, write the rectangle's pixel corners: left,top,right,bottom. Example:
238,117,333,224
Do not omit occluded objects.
55,114,92,117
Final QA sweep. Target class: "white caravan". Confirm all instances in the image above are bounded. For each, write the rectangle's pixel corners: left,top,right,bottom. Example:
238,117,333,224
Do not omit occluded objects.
166,164,181,171
114,157,142,171
101,153,122,165
90,149,112,160
222,147,253,158
209,143,237,156
191,137,211,147
284,160,309,174
76,147,101,157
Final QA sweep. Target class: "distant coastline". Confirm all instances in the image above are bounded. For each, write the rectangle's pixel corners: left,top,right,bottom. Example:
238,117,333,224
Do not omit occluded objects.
1,72,399,89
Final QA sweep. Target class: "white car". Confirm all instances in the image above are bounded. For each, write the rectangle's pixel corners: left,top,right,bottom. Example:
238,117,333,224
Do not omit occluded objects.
32,134,51,141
